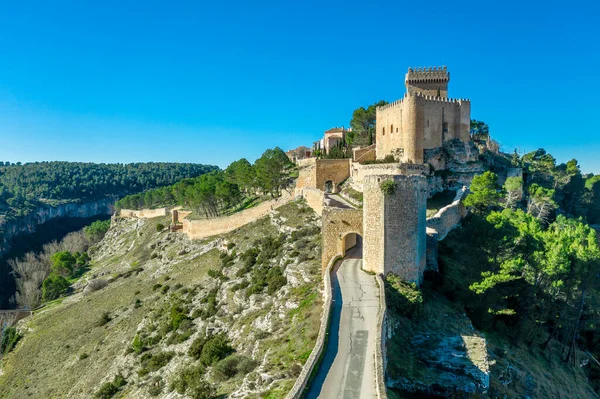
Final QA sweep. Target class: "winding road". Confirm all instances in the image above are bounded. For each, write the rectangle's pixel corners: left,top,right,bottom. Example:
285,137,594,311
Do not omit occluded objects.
306,240,380,399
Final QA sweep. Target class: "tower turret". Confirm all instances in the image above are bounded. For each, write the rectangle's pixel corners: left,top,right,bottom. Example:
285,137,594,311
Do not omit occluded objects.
405,66,450,98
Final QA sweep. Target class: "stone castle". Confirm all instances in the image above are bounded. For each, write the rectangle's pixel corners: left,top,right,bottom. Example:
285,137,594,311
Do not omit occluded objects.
295,66,471,284
376,66,470,164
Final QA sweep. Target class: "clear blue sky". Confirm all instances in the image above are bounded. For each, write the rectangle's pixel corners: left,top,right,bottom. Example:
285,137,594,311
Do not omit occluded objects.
1,0,599,172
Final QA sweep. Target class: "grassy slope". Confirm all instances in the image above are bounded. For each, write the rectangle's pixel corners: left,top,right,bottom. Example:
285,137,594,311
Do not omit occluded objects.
0,200,323,399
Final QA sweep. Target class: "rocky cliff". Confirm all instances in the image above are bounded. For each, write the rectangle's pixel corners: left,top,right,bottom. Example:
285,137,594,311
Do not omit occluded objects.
0,197,116,257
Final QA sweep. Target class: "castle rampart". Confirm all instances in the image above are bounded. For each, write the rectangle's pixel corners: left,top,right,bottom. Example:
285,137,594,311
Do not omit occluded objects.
119,207,167,219
363,175,427,282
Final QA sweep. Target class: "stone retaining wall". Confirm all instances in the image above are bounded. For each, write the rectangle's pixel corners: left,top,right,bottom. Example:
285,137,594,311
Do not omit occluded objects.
349,162,429,191
119,207,167,219
426,186,468,241
182,191,291,240
375,274,389,399
285,255,338,399
299,187,325,215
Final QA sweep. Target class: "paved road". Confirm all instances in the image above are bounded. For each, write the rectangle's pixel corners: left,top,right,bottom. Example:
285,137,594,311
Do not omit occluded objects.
306,242,380,399
325,194,355,209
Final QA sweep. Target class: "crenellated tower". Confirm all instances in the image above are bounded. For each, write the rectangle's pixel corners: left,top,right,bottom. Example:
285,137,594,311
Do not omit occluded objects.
375,66,470,164
405,66,450,98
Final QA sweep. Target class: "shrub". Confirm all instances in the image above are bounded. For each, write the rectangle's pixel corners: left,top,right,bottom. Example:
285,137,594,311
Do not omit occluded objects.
84,279,108,295
96,312,112,327
42,274,70,302
152,283,162,291
266,267,287,295
95,374,126,399
170,304,190,330
171,364,213,399
134,298,142,308
79,353,89,360
385,274,423,318
161,285,170,294
0,326,22,355
156,223,165,232
132,334,145,354
199,333,234,367
85,219,111,242
138,351,174,376
380,179,397,195
214,355,258,381
148,376,164,396
188,335,208,359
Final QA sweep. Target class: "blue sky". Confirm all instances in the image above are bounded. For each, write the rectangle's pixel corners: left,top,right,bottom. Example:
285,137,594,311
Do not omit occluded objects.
0,0,599,172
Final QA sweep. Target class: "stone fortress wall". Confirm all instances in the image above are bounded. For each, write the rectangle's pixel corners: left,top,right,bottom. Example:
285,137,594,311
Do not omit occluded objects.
363,175,428,282
119,207,167,218
426,186,469,241
182,190,292,240
295,158,351,195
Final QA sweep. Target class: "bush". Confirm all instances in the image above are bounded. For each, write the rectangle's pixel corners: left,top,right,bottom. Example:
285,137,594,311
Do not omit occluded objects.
95,374,126,398
171,363,213,399
156,223,165,232
138,351,174,376
385,274,423,318
266,267,287,295
85,219,111,242
96,312,112,327
42,274,70,302
214,355,258,381
199,333,234,367
188,335,208,359
84,279,108,295
170,304,189,330
380,179,397,195
148,376,164,396
0,326,22,355
132,334,145,354
79,353,89,360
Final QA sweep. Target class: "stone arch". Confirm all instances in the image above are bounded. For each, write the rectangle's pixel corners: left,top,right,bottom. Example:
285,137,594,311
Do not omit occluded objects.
321,208,363,272
324,180,334,193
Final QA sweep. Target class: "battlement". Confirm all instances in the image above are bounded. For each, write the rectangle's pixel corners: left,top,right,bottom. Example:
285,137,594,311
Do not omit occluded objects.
376,92,469,112
405,66,449,83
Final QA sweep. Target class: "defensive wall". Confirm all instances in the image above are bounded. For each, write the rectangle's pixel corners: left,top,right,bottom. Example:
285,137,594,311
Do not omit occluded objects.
363,174,427,282
405,66,450,98
425,187,469,271
295,158,351,194
349,162,429,191
376,93,470,164
426,186,469,241
352,144,376,163
321,208,363,273
285,254,337,399
181,191,291,240
297,187,325,216
119,207,167,219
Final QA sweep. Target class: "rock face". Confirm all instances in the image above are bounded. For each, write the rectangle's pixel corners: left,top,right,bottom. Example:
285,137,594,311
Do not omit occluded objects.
0,197,115,257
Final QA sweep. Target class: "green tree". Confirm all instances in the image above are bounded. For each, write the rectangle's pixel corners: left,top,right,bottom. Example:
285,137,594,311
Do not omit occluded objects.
225,158,255,193
42,274,70,301
50,251,77,277
84,219,111,242
503,176,523,209
347,101,388,147
464,171,501,212
254,148,293,198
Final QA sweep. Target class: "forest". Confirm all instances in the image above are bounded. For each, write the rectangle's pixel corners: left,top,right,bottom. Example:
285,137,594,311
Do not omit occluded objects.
0,161,218,218
437,148,600,391
115,147,294,218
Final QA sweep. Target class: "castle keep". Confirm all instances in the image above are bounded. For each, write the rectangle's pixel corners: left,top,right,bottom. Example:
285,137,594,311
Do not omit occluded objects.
376,67,470,164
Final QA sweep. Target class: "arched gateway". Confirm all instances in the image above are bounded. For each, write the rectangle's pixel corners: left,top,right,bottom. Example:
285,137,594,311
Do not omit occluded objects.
321,174,428,284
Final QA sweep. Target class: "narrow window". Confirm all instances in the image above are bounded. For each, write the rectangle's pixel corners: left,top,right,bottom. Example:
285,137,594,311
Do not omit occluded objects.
427,119,430,128
382,127,385,135
443,122,448,133
396,127,398,133
390,124,394,133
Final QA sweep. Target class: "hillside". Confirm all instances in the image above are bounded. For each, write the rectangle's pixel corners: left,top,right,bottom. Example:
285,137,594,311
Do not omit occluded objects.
0,199,323,398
